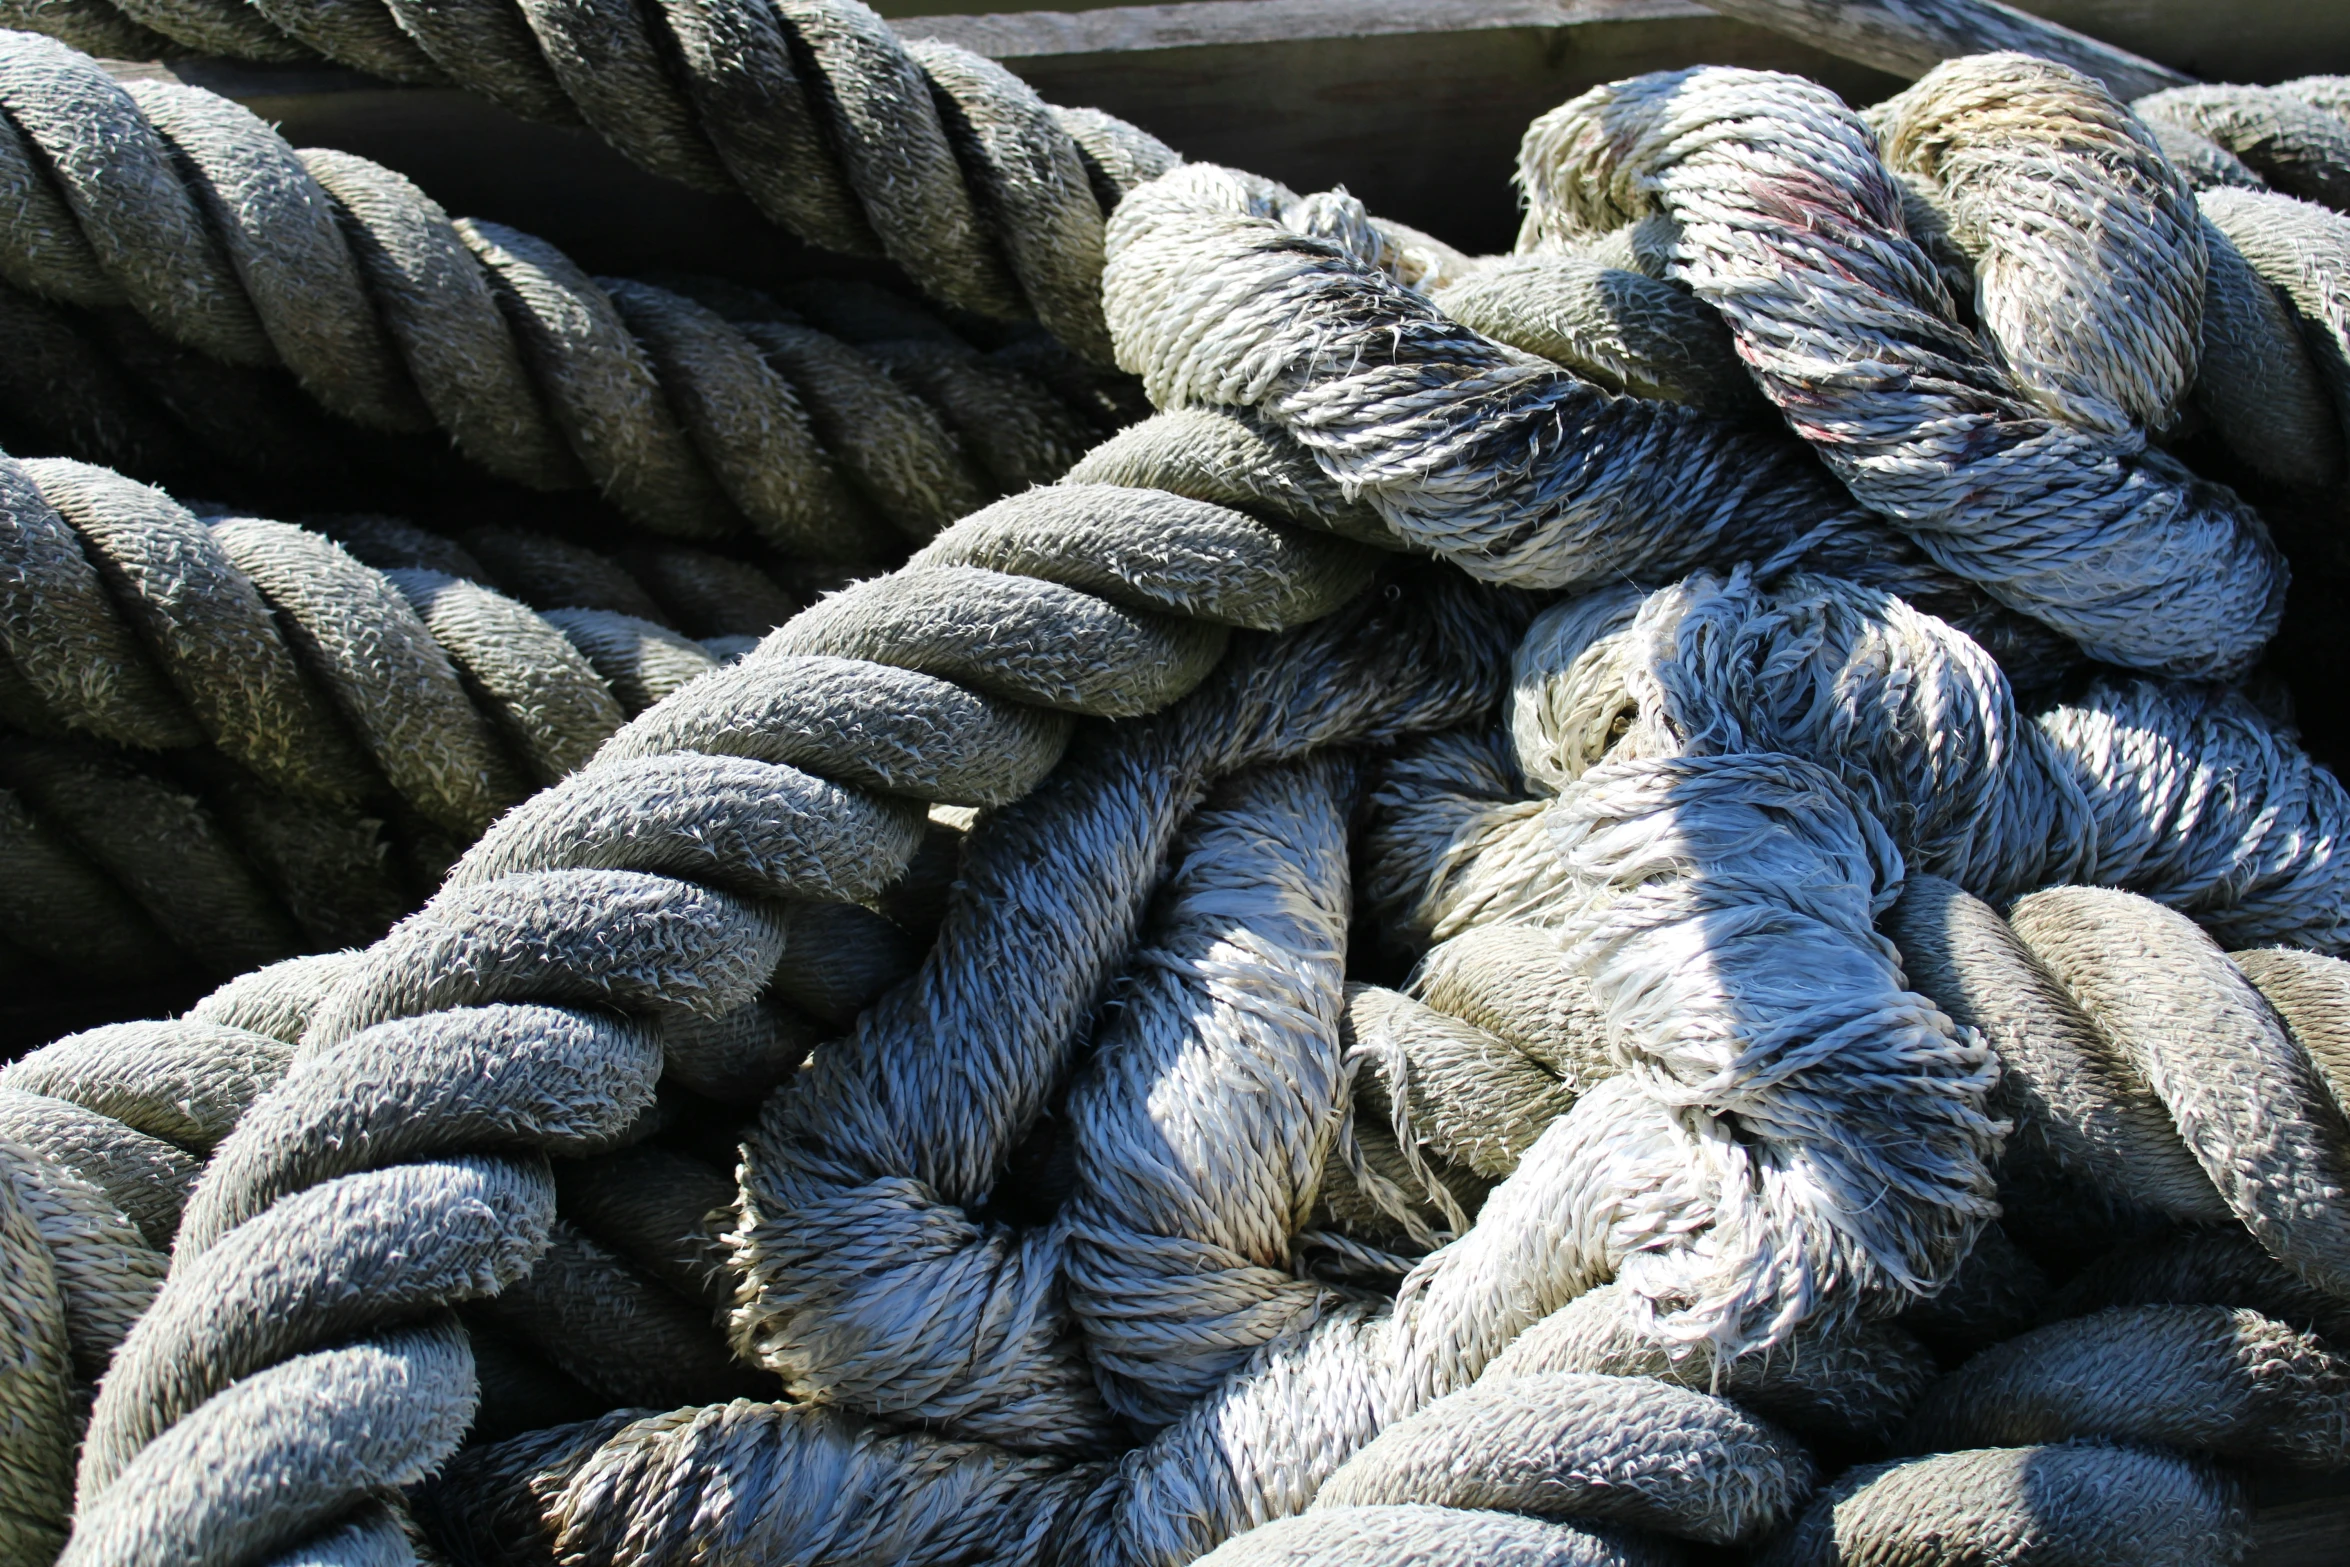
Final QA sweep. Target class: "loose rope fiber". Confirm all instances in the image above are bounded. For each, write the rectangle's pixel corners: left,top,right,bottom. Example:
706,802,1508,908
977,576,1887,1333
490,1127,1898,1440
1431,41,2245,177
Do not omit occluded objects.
0,32,1115,548
1347,563,2350,1359
53,359,1543,1556
0,0,1177,358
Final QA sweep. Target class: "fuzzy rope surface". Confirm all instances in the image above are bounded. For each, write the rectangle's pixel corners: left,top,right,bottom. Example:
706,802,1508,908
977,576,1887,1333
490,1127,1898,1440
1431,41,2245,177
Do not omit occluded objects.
1510,59,2285,679
0,31,1113,548
0,0,1180,360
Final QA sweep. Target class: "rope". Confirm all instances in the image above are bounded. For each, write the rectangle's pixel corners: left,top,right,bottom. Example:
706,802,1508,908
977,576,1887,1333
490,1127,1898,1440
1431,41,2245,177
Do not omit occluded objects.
0,450,821,979
1506,57,2286,679
0,957,328,1557
53,375,1496,1553
12,40,2350,1567
1507,572,2350,949
2134,84,2350,213
0,31,1111,546
1345,563,2350,1362
0,0,1180,358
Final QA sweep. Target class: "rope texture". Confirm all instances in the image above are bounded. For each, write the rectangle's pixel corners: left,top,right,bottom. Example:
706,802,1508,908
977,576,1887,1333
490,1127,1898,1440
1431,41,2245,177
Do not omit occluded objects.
1508,57,2286,678
0,450,835,979
0,30,1116,547
10,37,2350,1567
0,0,1185,363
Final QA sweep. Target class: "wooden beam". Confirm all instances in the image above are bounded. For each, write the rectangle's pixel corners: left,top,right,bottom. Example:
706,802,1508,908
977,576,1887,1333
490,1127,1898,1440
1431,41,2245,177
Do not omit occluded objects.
898,0,1709,60
1694,0,2191,97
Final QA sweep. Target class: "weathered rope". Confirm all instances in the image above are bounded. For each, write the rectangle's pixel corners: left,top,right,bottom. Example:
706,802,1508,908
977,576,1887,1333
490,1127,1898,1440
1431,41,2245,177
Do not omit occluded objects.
424,755,1835,1565
0,31,1108,545
0,452,827,977
1350,562,2350,1361
1507,572,2350,951
58,377,1516,1555
20,45,2350,1567
1893,880,2350,1295
0,952,339,1558
1507,57,2286,679
2134,83,2350,214
0,1,1180,359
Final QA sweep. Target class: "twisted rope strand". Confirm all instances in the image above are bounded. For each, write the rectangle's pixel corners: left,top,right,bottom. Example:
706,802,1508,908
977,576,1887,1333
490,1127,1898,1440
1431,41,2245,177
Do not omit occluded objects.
1511,59,2286,678
0,1,1179,355
0,31,1109,547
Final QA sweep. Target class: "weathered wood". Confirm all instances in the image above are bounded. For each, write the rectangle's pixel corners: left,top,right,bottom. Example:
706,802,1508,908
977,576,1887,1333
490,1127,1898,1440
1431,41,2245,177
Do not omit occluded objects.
1697,0,2189,97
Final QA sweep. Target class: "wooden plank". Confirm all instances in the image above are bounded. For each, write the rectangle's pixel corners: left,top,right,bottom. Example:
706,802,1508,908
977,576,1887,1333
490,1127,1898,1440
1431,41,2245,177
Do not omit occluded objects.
2015,0,2350,90
889,1,1907,251
900,0,1711,57
1694,0,2188,97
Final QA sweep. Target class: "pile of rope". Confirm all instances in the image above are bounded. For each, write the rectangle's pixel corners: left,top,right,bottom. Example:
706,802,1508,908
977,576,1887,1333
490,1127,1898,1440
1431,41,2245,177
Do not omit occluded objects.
4,7,2350,1567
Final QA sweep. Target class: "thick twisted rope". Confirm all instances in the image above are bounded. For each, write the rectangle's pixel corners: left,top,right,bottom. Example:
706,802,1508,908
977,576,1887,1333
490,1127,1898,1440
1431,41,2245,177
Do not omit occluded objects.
24,53,2350,1567
425,755,1841,1566
0,0,1182,359
0,954,342,1557
0,31,1108,547
0,452,827,977
1508,572,2350,951
59,382,1520,1555
1349,563,2350,1357
1506,58,2285,679
1893,880,2350,1297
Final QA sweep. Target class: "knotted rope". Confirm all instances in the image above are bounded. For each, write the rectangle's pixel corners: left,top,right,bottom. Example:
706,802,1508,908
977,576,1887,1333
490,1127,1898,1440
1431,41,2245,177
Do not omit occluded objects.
57,348,1531,1552
17,40,2350,1567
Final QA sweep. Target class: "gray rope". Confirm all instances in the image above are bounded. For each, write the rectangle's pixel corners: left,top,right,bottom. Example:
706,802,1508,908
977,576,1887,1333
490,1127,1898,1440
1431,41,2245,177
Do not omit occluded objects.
56,401,1499,1553
1101,167,1877,593
26,54,2350,1567
1755,1443,2248,1567
1510,571,2350,949
1350,565,2350,1360
1310,1370,1814,1547
1191,1506,1671,1567
2134,84,2350,214
1509,58,2285,679
0,960,326,1557
0,31,1106,546
1896,1303,2350,1465
727,578,1508,1451
0,0,1180,359
1429,254,1767,421
0,451,665,973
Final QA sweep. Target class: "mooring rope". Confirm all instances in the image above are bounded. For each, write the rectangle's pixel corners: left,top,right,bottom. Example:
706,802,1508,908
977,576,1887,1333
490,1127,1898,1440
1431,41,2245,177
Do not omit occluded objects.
0,450,850,976
1502,58,2286,678
0,0,1178,357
